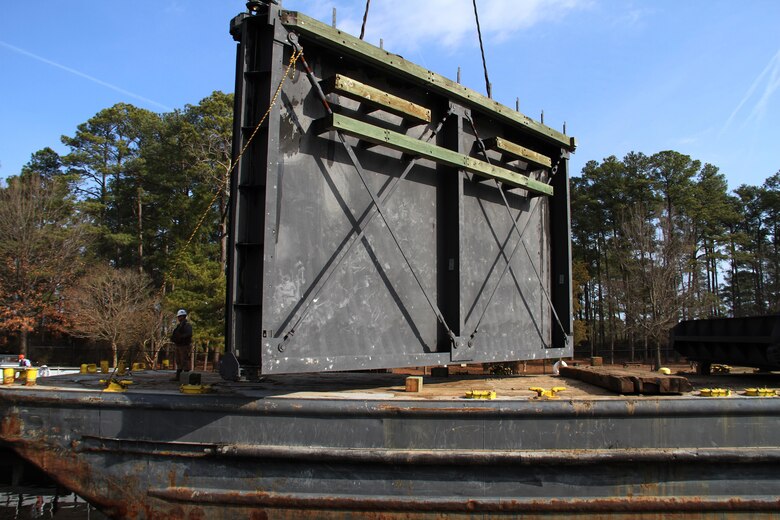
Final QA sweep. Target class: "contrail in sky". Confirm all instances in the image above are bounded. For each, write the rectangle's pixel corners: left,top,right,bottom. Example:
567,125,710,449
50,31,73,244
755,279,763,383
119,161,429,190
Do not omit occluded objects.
721,49,780,134
0,40,173,112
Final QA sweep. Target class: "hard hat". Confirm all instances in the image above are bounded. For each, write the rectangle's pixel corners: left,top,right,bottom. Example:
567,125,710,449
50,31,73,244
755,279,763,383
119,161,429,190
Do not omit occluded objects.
18,354,24,359
177,309,188,317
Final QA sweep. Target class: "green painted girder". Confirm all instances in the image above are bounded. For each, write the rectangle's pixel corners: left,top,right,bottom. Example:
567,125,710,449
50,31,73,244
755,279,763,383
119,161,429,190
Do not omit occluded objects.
280,11,575,151
315,113,554,196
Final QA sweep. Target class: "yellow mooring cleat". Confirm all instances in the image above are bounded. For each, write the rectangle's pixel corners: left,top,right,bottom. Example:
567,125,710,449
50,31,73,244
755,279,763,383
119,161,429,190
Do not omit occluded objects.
102,378,132,393
699,388,731,397
529,386,567,399
464,389,497,400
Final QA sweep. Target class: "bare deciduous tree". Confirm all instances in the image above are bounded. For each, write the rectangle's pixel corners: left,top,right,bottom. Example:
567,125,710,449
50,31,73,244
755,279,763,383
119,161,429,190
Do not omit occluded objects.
66,266,157,367
620,205,692,367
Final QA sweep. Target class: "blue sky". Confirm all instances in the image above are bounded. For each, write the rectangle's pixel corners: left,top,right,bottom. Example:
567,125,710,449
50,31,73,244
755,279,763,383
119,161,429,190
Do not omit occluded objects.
1,0,778,190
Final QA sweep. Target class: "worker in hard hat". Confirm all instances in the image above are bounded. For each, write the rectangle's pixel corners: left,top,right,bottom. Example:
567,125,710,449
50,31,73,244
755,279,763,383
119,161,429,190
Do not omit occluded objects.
18,354,31,368
170,309,193,381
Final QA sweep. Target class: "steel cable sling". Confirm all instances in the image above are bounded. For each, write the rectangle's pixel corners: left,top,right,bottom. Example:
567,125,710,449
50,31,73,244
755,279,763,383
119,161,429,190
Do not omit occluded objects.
277,34,458,349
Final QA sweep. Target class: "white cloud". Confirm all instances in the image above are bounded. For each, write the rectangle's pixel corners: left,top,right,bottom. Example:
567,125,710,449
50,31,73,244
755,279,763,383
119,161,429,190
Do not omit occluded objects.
285,0,590,53
368,0,589,52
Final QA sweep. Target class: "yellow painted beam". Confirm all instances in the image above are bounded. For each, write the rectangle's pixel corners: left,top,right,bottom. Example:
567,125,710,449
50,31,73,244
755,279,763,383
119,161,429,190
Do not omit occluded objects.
325,74,431,124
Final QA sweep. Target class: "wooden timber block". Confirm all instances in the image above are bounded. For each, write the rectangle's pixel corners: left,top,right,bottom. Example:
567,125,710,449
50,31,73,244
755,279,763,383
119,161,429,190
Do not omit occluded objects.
405,376,423,393
559,365,692,395
590,356,603,366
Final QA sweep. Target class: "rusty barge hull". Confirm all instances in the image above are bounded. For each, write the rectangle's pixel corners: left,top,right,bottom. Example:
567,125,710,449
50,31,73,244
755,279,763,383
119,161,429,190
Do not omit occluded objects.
2,377,780,519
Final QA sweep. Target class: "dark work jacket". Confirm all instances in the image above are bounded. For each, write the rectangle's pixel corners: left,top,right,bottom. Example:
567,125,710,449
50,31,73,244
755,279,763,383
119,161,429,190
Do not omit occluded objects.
171,320,193,346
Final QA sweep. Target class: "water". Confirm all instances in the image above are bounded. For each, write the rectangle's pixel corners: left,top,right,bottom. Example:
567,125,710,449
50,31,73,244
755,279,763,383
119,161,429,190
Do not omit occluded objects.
0,489,106,520
0,449,107,520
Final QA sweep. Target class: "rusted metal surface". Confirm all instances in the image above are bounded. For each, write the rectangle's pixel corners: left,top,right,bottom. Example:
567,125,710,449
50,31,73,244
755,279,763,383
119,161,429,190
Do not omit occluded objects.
2,373,780,518
148,488,780,513
560,365,694,394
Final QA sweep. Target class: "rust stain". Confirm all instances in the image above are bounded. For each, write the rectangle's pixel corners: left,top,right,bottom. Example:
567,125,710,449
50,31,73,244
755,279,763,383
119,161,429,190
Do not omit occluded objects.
376,404,494,414
0,412,22,438
571,400,594,414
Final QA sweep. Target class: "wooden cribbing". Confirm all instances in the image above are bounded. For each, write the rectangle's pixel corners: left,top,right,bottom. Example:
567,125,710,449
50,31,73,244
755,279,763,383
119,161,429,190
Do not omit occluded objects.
559,365,693,395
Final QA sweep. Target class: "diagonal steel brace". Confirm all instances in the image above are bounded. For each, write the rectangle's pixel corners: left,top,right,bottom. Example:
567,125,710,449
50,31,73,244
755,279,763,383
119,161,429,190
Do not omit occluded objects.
282,33,457,346
466,115,568,344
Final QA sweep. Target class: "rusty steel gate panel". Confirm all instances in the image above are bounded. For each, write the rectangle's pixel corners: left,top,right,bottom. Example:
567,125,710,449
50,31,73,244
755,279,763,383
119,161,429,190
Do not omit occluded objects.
225,3,576,375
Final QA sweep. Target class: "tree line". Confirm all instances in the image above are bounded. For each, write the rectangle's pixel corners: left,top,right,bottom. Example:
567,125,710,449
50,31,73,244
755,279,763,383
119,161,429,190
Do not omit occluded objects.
0,92,232,367
572,151,780,365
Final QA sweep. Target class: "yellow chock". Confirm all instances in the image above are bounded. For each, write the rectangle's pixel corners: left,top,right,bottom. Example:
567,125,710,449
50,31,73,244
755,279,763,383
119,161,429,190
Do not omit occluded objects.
699,388,730,397
529,386,567,399
87,363,97,374
79,364,88,374
180,384,211,394
658,367,671,375
745,388,777,397
100,360,109,374
103,381,127,393
465,389,496,400
101,378,133,392
3,368,15,385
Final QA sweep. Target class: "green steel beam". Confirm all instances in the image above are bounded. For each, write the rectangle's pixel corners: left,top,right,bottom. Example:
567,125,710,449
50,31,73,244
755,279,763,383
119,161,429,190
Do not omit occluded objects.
316,113,554,196
280,11,575,151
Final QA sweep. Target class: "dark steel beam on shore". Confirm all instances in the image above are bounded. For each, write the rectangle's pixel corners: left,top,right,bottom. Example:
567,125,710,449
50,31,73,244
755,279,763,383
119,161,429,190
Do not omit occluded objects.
671,315,780,371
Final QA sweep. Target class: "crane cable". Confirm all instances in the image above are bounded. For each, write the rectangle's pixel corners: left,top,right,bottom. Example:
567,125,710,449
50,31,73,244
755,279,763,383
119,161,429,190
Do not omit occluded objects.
360,0,489,97
472,0,492,98
359,0,371,40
